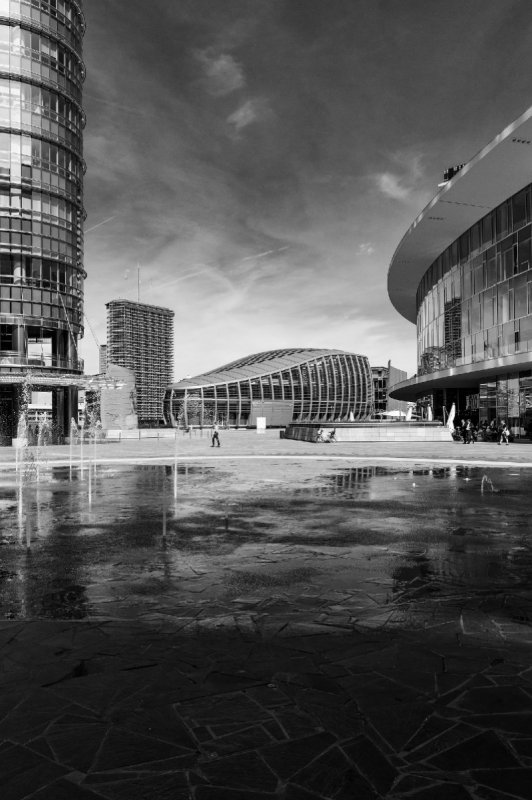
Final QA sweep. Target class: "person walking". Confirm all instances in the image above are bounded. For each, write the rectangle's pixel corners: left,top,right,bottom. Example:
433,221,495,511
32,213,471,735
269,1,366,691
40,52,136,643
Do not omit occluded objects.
211,422,221,448
498,420,510,445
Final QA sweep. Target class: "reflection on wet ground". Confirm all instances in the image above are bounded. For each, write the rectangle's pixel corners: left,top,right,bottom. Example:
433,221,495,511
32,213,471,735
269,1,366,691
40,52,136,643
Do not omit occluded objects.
1,461,532,645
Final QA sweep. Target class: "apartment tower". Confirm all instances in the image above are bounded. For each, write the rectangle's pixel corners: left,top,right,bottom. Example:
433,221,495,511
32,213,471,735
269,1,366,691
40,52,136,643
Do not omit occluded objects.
0,0,86,443
106,299,174,427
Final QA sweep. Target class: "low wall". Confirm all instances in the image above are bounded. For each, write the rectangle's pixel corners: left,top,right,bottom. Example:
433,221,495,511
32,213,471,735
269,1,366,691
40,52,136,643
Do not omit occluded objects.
285,422,453,443
104,429,178,441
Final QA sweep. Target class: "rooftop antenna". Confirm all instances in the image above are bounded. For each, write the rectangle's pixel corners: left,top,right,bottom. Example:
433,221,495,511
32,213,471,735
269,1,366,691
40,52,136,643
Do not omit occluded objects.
137,264,140,303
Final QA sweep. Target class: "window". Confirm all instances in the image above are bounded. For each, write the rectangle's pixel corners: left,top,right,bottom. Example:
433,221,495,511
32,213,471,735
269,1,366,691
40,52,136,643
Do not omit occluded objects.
512,189,529,231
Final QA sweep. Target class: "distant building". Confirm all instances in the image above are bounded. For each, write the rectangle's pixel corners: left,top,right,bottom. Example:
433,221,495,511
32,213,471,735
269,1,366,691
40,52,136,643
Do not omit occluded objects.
164,348,373,428
371,362,409,416
106,300,174,426
98,364,137,430
99,344,107,374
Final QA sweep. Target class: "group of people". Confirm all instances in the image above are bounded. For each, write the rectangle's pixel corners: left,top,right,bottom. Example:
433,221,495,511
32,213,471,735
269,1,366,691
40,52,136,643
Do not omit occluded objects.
316,428,337,443
456,418,510,445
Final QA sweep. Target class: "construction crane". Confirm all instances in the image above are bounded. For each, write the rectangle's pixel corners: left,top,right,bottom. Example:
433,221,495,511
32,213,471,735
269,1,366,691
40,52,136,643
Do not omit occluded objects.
83,312,101,349
83,312,107,374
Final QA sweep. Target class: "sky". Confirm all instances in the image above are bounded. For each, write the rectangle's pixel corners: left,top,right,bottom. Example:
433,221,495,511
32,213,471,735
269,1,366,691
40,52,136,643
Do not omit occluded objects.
80,0,532,380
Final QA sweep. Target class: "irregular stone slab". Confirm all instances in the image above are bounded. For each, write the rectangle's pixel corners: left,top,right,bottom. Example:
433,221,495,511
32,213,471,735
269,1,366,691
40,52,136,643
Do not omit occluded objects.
472,767,532,799
177,692,268,726
245,685,291,708
404,722,484,762
260,732,336,780
363,701,430,751
92,727,194,771
109,706,197,749
403,713,456,752
46,720,108,772
452,685,532,714
291,744,369,799
0,690,90,744
200,751,277,792
80,772,190,800
206,724,273,757
21,778,104,799
195,788,277,800
0,741,67,800
342,734,397,794
282,785,342,800
272,708,322,739
392,773,439,794
398,783,474,799
511,738,532,758
428,731,519,771
465,713,532,735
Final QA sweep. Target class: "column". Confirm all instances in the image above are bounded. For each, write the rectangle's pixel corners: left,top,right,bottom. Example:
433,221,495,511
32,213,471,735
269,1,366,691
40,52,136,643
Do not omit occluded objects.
11,323,26,358
13,256,24,284
66,332,77,370
52,389,65,442
65,386,78,427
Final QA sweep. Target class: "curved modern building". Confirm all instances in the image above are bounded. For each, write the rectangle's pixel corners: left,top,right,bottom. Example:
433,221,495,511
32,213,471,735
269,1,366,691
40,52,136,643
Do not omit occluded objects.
0,0,85,443
164,348,373,428
388,105,532,437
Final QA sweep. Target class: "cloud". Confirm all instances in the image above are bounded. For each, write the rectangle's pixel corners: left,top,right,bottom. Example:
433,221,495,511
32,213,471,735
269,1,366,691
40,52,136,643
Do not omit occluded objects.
227,98,270,134
375,172,412,201
356,242,375,256
195,49,245,96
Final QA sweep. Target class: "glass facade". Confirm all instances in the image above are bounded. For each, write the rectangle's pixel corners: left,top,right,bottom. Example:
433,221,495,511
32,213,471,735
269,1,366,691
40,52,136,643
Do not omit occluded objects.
0,0,85,441
164,349,373,428
417,184,532,375
414,182,532,436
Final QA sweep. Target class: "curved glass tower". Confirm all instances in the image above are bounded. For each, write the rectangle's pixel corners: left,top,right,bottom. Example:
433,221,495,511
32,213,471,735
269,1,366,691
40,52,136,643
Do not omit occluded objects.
0,0,85,443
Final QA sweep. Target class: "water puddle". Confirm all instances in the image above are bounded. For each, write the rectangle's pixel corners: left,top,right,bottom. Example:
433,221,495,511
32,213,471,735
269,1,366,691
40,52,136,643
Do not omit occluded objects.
0,462,531,633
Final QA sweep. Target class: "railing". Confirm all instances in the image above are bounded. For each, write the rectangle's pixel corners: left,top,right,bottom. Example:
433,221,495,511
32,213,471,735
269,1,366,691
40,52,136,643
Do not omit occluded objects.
0,351,83,371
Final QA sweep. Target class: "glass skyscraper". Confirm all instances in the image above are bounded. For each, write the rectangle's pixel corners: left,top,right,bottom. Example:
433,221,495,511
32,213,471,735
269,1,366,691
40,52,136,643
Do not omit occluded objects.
0,0,85,443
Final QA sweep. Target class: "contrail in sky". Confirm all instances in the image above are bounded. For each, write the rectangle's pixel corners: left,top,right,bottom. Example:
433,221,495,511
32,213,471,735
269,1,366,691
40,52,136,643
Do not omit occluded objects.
85,216,117,234
240,246,289,262
154,267,212,291
145,246,290,293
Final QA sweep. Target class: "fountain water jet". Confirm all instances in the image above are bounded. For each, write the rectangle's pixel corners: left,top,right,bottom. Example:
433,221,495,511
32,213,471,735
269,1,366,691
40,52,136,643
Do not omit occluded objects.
79,418,85,478
481,475,496,494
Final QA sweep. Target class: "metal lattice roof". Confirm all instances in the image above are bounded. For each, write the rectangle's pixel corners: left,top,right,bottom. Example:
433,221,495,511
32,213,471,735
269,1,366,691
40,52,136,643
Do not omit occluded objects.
170,348,366,389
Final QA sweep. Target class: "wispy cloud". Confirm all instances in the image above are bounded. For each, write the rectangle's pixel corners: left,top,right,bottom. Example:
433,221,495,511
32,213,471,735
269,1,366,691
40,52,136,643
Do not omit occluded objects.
195,49,245,96
374,153,426,202
375,172,412,201
356,242,375,256
227,98,270,134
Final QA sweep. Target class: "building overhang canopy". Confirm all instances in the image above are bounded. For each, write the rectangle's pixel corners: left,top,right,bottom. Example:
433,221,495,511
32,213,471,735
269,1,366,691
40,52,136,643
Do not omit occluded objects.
388,104,532,324
388,352,532,401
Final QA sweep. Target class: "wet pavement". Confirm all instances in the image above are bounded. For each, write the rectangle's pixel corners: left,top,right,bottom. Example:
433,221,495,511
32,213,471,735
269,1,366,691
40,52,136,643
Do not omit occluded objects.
1,438,532,798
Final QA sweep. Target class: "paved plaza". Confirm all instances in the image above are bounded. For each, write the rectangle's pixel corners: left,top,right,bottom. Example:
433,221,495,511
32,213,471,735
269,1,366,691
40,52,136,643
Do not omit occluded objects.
1,432,532,799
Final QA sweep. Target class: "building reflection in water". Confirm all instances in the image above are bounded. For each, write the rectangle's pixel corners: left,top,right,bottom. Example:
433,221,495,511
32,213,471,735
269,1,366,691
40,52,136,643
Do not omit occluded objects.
1,464,531,621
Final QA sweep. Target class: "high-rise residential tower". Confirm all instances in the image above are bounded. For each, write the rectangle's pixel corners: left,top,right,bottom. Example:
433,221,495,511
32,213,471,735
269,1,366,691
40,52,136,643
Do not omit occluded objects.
98,343,107,374
106,299,174,427
0,0,86,443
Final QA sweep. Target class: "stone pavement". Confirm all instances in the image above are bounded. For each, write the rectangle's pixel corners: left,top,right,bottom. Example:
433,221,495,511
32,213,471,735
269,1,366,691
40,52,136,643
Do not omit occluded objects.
2,612,532,800
2,433,532,798
2,429,532,469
